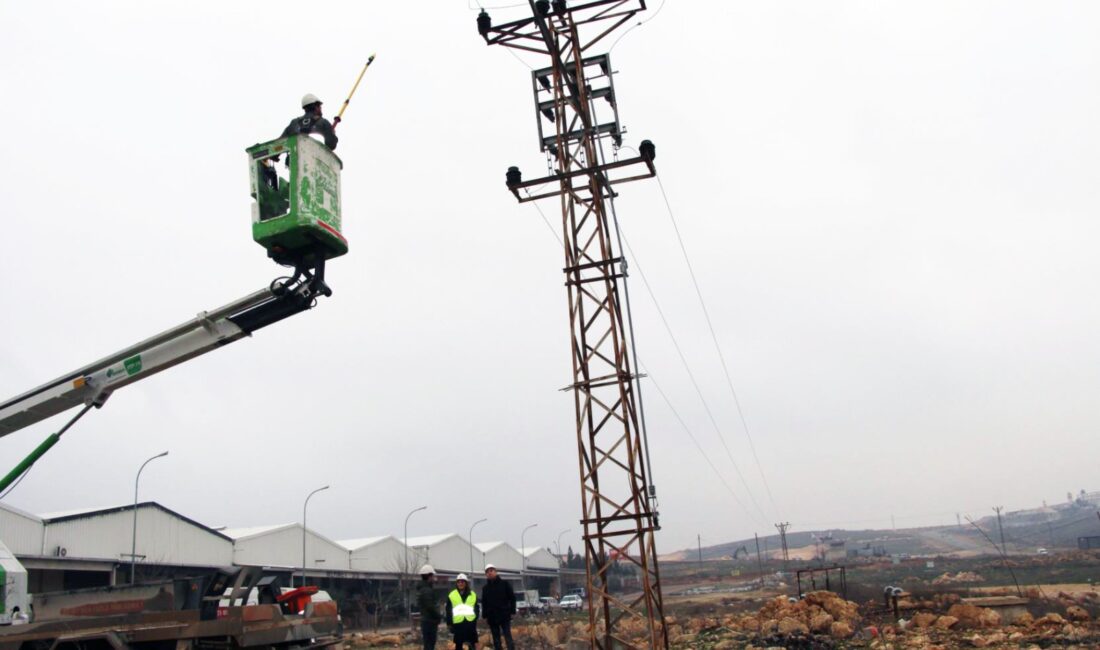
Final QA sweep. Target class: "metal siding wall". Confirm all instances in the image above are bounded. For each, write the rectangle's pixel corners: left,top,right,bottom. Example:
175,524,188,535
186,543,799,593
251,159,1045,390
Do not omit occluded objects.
0,509,44,556
140,509,233,566
485,546,523,572
234,527,298,567
527,548,558,569
308,530,350,571
43,509,232,565
350,538,406,572
234,527,349,570
428,537,475,573
45,514,129,560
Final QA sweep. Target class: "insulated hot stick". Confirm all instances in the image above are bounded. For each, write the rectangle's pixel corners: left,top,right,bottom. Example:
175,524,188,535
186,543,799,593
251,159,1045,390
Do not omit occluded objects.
332,54,376,129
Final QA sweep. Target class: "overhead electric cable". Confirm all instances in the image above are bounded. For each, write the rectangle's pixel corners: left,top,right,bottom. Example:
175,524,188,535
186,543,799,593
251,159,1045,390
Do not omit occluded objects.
526,178,763,523
615,223,769,522
608,0,669,54
643,361,761,522
653,172,781,517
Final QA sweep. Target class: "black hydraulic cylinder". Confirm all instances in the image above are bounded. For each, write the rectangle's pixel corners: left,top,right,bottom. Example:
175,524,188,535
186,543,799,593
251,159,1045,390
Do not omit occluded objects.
227,291,314,335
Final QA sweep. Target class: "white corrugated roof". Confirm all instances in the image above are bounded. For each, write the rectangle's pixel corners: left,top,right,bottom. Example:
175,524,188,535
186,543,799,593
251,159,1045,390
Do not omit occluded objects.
475,541,512,552
37,505,128,519
220,523,296,540
0,501,42,522
338,535,396,550
403,533,459,547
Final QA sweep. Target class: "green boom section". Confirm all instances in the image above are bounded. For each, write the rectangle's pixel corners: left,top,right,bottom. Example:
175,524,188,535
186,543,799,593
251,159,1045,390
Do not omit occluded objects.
0,432,60,495
246,135,347,265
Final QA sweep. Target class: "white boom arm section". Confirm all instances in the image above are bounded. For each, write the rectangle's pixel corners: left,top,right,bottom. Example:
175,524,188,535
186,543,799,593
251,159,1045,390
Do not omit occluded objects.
0,280,320,439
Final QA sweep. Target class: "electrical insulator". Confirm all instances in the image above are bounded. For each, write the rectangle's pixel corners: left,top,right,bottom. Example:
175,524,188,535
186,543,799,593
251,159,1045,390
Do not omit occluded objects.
506,166,522,187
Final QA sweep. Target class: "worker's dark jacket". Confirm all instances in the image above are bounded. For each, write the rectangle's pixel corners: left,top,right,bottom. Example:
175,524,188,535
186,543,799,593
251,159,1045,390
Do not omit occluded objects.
416,580,442,625
480,577,516,624
282,113,338,150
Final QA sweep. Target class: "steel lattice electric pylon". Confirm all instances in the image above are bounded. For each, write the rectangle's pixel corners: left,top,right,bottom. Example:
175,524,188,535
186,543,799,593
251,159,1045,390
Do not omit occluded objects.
477,2,667,648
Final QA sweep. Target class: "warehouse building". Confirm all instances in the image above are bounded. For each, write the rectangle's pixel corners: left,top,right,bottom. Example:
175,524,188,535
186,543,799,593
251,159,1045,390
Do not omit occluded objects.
1,500,572,625
475,541,523,573
339,535,407,574
222,523,350,574
402,533,478,576
1,501,232,590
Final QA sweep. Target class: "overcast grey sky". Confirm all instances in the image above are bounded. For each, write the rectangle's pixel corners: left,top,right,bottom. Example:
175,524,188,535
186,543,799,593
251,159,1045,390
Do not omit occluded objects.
1,1,1098,556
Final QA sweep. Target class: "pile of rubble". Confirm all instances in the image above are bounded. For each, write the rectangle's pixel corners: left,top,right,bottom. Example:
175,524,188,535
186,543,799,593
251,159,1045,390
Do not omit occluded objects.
890,602,1097,648
931,571,984,585
662,591,864,646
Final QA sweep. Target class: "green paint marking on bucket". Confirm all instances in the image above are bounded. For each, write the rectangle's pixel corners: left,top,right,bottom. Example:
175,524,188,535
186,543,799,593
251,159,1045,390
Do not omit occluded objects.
246,135,347,266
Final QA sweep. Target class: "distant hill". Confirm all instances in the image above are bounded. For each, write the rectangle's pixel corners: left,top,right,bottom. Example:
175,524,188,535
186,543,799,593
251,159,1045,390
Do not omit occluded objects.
666,499,1100,562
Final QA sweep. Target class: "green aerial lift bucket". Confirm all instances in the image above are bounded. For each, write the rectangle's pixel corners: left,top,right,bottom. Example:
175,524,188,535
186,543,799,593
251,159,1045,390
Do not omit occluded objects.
246,135,347,266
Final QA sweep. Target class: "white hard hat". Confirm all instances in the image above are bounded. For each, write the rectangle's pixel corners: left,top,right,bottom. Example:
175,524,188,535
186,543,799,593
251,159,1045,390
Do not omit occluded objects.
456,573,469,582
301,93,322,108
484,563,497,571
419,564,435,575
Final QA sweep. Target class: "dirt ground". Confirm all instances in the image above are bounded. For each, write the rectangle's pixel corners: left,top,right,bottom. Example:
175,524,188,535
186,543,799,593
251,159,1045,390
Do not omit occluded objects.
343,551,1100,648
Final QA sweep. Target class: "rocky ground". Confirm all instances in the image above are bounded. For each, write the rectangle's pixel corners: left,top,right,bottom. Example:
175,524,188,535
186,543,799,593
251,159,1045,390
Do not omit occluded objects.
343,586,1100,649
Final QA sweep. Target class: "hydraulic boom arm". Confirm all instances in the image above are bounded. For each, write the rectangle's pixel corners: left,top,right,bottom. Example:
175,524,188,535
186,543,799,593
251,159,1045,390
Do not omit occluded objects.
0,273,327,441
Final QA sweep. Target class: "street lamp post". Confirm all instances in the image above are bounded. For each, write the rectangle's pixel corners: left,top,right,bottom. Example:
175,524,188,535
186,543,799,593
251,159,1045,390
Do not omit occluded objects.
521,523,538,594
555,529,571,564
301,485,330,588
404,505,427,626
131,451,168,584
555,528,571,596
469,518,488,574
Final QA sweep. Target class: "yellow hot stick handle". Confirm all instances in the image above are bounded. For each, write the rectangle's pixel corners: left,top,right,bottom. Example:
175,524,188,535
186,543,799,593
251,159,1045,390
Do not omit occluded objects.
334,54,376,127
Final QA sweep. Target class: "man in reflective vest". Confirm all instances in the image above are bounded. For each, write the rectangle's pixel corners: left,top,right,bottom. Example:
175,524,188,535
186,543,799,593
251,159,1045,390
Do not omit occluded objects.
445,573,480,649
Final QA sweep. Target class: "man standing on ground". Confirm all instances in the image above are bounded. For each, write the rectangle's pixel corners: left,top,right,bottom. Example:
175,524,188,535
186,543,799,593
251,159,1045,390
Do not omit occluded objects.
416,564,442,650
282,93,338,150
480,564,516,650
446,574,480,650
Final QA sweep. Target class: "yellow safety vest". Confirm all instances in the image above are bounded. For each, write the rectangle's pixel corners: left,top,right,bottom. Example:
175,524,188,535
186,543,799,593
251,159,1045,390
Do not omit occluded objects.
448,589,477,624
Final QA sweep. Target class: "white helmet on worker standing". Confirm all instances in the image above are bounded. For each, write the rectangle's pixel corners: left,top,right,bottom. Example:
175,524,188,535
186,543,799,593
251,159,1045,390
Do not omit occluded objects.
484,563,496,571
456,573,469,582
301,93,322,108
419,564,435,576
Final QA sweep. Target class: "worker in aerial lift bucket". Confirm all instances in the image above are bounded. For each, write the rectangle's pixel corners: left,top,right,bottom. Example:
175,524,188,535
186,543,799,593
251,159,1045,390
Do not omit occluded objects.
282,93,338,150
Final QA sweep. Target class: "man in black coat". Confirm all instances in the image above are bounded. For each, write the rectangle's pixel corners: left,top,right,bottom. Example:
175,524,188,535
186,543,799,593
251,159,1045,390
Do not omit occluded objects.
416,564,442,649
282,93,338,150
479,564,516,650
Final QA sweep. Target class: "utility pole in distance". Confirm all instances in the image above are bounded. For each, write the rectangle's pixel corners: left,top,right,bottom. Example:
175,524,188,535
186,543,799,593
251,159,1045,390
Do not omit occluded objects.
993,507,1007,556
754,533,765,589
775,523,791,573
697,534,702,566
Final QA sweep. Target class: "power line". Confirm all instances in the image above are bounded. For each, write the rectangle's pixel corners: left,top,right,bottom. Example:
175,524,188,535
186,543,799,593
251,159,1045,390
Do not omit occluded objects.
642,362,761,524
525,190,563,246
615,223,769,523
525,186,765,524
607,0,669,54
653,172,781,517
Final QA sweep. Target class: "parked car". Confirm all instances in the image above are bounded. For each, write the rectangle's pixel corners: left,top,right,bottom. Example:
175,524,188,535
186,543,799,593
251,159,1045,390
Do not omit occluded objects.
539,597,558,613
559,594,583,611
